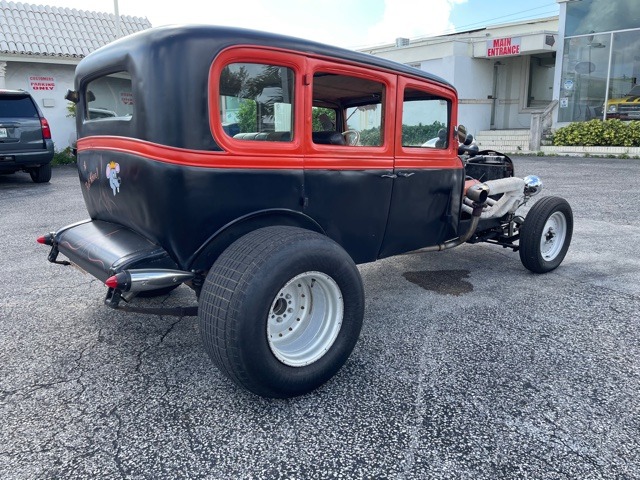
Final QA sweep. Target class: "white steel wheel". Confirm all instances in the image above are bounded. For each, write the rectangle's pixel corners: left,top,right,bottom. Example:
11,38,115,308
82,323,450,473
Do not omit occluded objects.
198,226,364,398
267,272,344,367
519,196,573,274
539,211,567,262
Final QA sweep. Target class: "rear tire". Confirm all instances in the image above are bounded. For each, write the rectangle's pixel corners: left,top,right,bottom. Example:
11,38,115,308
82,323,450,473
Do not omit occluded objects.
198,226,364,398
29,163,52,183
519,196,573,273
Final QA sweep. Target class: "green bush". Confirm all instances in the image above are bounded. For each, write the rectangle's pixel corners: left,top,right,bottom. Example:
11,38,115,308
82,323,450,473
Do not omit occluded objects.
52,147,76,165
402,122,446,146
359,122,445,147
360,127,381,146
553,119,640,147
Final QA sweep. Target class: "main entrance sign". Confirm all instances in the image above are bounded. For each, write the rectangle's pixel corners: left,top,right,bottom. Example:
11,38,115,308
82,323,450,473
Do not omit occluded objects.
487,37,522,57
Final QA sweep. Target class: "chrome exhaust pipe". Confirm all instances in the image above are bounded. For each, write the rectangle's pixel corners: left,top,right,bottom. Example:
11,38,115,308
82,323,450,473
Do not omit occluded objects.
105,269,194,292
466,183,490,204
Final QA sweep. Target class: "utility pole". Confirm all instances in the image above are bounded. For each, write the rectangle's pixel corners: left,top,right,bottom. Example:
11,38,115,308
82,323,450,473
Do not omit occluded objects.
114,0,121,39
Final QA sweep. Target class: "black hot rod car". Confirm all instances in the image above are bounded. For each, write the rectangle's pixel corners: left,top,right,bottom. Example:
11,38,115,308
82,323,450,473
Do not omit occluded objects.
39,25,572,398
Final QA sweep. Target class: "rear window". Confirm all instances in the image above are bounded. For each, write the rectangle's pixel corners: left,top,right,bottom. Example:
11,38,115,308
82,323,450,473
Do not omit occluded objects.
84,72,133,121
0,96,38,118
219,63,295,141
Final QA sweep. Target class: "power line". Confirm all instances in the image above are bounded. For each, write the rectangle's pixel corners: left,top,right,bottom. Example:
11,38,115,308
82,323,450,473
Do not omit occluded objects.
447,2,559,35
361,8,558,50
352,3,560,50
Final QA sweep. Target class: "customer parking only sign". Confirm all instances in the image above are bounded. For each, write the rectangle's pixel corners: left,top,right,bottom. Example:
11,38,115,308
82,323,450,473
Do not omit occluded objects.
29,75,55,91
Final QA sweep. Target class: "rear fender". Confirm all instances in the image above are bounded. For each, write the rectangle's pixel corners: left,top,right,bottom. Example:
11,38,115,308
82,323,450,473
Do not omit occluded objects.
187,209,325,272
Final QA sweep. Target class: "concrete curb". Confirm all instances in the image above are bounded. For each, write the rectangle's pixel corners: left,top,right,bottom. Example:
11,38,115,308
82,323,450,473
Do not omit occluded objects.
477,146,640,158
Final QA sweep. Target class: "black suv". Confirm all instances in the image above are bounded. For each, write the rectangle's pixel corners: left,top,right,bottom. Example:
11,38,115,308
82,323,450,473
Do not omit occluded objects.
0,89,54,183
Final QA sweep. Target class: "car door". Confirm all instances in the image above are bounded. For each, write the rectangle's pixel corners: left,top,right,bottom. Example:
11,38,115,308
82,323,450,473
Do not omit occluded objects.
302,60,396,264
379,77,464,258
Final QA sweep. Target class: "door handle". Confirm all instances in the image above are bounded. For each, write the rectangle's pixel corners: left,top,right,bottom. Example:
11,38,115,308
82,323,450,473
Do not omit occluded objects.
380,173,397,179
397,172,415,177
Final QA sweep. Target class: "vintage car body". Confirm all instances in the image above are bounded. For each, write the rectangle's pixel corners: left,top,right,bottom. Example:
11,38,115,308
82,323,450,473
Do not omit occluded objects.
40,26,573,398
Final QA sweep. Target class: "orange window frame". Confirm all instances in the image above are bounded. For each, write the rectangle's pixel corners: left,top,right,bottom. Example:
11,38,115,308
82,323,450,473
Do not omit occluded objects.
208,46,306,157
394,76,461,169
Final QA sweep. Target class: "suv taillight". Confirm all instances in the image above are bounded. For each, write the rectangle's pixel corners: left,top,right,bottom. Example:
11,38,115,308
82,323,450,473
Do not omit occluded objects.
40,117,52,140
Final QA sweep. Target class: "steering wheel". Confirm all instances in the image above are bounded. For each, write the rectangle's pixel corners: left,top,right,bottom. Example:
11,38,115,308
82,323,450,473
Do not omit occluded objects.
342,130,360,146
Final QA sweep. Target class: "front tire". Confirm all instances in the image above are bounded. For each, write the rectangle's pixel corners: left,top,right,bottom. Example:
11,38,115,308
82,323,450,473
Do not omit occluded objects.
519,196,573,273
198,226,364,398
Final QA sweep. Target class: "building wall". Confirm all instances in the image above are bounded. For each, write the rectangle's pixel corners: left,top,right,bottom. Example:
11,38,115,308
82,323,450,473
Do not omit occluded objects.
4,61,77,151
415,55,493,135
362,17,559,134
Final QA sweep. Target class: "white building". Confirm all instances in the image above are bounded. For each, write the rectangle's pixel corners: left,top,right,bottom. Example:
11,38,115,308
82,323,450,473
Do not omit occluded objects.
361,16,560,151
0,1,150,150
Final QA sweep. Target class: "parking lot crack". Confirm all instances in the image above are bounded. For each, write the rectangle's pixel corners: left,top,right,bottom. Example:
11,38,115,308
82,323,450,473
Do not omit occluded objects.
108,404,128,479
159,316,185,345
396,325,438,479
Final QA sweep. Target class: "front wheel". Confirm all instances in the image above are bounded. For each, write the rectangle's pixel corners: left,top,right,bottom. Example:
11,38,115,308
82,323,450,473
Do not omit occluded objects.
198,226,364,398
519,196,573,273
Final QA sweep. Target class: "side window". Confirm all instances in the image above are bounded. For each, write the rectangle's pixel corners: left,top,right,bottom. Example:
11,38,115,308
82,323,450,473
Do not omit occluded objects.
312,72,384,146
84,72,133,121
219,63,294,142
402,88,449,149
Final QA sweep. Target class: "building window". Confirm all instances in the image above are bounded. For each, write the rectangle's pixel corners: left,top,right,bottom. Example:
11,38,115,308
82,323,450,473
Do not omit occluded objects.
566,0,640,37
219,63,294,141
558,34,609,123
604,30,640,120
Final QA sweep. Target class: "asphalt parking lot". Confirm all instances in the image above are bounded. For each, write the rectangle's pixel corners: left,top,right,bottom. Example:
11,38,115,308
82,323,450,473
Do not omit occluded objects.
1,157,639,479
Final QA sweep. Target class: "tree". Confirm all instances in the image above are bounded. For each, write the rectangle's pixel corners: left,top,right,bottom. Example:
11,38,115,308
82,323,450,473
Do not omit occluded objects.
236,99,257,133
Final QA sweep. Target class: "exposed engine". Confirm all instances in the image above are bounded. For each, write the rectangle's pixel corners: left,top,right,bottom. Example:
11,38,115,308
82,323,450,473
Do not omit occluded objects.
461,152,542,220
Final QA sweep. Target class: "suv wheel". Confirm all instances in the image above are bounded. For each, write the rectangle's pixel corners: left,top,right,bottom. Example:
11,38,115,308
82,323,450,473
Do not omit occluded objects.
29,164,52,183
198,226,364,398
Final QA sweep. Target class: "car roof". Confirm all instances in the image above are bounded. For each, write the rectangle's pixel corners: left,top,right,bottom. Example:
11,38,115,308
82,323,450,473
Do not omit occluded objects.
74,25,457,151
0,89,32,97
79,25,455,92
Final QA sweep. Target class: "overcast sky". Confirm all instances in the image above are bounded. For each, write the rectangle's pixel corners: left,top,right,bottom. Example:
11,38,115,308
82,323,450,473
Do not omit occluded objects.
36,0,560,48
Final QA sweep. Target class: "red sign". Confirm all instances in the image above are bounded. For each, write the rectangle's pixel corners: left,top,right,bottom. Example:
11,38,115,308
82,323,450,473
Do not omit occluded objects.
120,91,134,105
29,75,55,91
487,37,521,57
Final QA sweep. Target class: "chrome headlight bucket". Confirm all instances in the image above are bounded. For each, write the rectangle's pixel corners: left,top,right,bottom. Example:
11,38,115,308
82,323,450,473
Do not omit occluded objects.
523,175,543,196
